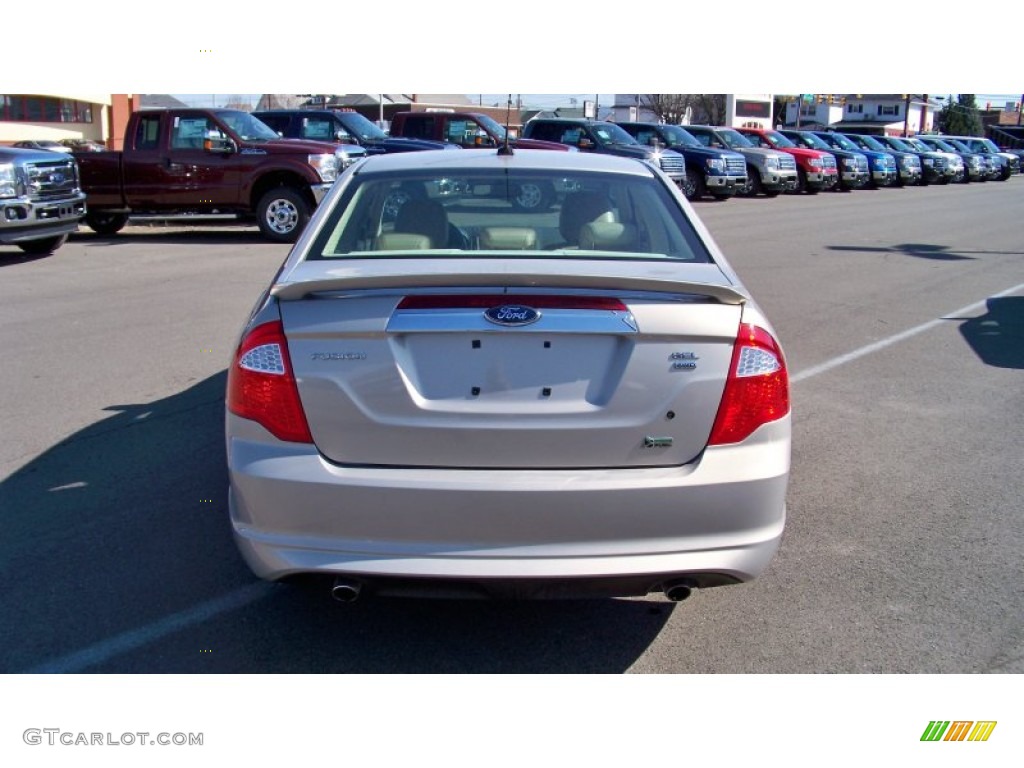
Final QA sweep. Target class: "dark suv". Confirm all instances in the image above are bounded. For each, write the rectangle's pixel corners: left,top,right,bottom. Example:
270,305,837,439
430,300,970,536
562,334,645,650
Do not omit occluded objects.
522,118,686,187
616,122,747,201
254,109,451,156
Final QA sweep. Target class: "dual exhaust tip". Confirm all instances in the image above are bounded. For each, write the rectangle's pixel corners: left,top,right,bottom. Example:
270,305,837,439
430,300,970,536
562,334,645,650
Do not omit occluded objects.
331,576,697,603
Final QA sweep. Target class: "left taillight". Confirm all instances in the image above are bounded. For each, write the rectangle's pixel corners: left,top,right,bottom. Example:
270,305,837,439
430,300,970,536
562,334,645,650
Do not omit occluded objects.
708,323,790,446
227,320,312,443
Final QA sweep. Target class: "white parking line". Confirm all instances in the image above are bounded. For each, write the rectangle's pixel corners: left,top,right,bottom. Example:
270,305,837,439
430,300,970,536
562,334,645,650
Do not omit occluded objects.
791,282,1024,383
23,283,1024,673
24,583,272,673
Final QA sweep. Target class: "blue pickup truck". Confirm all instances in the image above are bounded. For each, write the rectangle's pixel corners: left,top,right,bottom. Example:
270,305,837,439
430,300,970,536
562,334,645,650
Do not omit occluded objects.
254,109,454,156
616,122,748,201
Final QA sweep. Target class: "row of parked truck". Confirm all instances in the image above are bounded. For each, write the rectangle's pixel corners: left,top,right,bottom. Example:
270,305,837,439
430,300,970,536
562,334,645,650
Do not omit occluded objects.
2,106,1020,255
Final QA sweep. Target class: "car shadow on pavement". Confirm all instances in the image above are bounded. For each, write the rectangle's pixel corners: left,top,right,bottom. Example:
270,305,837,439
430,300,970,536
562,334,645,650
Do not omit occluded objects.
0,250,53,268
955,296,1024,370
69,226,269,247
3,372,672,675
826,243,976,260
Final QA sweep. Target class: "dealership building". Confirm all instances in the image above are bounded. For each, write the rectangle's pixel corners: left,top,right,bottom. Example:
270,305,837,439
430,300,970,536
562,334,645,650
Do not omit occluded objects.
0,94,140,148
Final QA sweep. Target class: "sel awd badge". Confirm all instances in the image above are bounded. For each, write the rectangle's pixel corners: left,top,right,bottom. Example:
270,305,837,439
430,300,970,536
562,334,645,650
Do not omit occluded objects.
484,305,541,327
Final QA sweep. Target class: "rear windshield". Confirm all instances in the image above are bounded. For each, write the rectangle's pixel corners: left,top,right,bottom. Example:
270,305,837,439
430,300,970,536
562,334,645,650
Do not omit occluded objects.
306,168,712,263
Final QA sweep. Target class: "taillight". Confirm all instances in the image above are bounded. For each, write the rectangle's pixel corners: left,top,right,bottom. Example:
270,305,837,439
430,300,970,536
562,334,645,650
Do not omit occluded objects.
227,321,312,443
708,324,789,446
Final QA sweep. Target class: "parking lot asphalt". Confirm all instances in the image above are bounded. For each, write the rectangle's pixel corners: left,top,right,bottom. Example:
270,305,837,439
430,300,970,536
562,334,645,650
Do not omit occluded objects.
1,179,1022,674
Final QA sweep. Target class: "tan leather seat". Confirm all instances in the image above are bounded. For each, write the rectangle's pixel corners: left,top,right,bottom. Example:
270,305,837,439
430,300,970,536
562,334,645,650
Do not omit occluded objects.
579,222,638,251
394,199,449,248
374,232,432,251
479,227,538,250
558,192,616,246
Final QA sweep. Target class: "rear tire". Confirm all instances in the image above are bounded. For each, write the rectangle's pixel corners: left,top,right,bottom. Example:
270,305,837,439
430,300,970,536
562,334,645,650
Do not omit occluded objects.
17,234,67,255
257,187,310,243
85,212,128,236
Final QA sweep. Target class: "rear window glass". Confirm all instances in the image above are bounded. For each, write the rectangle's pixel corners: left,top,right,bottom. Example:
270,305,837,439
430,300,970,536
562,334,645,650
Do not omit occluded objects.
306,168,712,264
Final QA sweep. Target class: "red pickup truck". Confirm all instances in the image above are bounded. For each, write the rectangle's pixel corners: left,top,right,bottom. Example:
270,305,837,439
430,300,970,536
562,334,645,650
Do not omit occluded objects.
77,108,358,242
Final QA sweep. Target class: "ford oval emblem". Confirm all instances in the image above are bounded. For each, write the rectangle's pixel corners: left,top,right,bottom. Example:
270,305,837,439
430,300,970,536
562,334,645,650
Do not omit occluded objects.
484,304,541,326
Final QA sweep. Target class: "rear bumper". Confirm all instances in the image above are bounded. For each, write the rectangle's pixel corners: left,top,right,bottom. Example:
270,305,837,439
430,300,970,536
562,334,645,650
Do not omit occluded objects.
228,413,790,593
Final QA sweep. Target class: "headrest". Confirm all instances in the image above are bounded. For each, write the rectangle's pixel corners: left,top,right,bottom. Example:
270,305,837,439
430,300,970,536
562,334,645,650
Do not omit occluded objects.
558,192,616,242
479,227,538,250
394,198,448,248
374,232,432,251
578,222,638,251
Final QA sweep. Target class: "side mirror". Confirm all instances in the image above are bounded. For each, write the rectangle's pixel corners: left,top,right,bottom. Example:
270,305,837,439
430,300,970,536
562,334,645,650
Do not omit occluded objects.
578,137,595,150
204,135,235,154
335,131,356,145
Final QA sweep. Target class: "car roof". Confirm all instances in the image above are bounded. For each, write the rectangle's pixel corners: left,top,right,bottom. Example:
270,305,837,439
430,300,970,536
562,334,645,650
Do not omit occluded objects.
349,148,658,176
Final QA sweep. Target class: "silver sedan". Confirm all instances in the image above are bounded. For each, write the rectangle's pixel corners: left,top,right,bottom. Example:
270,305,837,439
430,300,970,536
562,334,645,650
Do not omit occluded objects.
226,149,791,602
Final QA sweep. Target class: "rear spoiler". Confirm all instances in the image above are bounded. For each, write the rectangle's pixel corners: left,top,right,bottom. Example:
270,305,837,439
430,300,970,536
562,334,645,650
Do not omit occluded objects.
271,262,748,306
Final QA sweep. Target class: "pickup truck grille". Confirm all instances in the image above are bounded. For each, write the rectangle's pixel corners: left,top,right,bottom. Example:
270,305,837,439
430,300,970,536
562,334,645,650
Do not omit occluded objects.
778,155,797,171
822,155,837,170
855,156,869,172
25,159,80,201
726,156,745,174
933,157,947,171
658,154,684,174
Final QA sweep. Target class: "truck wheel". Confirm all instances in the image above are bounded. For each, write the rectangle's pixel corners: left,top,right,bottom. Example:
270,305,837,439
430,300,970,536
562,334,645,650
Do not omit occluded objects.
748,168,764,196
257,187,310,243
684,169,706,200
17,234,68,255
85,212,128,236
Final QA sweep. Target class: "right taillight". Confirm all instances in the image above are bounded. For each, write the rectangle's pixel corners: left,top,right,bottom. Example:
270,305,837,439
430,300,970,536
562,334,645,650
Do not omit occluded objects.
227,321,312,444
708,323,790,446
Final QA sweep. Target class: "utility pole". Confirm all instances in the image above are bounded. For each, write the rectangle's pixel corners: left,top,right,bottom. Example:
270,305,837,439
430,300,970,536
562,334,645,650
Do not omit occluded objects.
902,94,912,137
796,95,802,128
918,94,928,135
1018,93,1023,126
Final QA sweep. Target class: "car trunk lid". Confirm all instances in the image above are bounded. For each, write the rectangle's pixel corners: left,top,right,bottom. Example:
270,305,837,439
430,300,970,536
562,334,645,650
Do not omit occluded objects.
278,259,745,469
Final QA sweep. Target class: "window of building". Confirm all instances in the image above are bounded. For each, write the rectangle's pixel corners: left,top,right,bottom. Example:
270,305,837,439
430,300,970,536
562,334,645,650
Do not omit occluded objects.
847,103,863,114
877,104,899,116
0,95,95,123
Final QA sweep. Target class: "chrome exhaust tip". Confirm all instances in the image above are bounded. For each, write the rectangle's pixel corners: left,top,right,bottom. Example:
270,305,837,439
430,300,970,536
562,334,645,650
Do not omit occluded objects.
662,579,696,602
331,577,363,603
